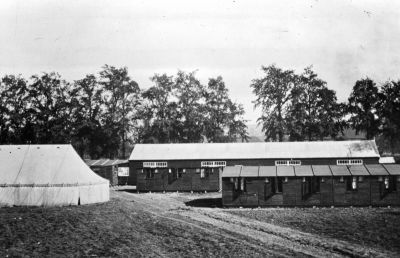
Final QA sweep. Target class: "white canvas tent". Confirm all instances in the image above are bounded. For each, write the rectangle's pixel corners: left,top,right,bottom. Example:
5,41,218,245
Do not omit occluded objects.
0,145,109,206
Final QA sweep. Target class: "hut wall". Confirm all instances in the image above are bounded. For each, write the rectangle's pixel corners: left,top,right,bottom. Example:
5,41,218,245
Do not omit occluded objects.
136,169,147,191
148,169,167,191
282,178,299,206
221,178,245,207
257,179,283,206
130,157,379,187
319,177,334,206
136,167,220,192
370,176,400,206
128,162,138,185
236,178,259,207
222,178,235,206
350,178,371,206
191,168,220,192
332,177,352,206
296,177,321,206
165,169,192,191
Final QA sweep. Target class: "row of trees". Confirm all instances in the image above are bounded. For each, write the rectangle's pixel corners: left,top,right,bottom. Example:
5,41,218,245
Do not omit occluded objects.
0,66,247,158
1,63,399,158
251,64,400,153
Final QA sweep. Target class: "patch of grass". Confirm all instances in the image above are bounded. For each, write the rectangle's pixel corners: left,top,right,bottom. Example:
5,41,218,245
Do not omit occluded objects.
226,207,400,253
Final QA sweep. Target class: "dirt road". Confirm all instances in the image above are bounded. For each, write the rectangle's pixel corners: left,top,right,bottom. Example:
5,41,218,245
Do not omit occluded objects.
115,190,397,258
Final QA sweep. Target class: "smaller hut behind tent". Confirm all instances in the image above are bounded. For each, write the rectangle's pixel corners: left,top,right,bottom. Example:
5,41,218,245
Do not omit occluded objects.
85,159,129,185
0,145,109,206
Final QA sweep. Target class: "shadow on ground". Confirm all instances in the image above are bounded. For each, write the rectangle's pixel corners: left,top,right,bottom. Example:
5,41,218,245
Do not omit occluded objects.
115,189,137,194
185,198,222,208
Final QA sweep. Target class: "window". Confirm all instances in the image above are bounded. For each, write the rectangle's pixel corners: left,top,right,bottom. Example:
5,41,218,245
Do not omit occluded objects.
240,178,246,192
145,168,155,179
302,177,311,199
200,168,205,178
381,176,397,194
386,176,397,192
352,177,358,190
275,160,301,166
267,178,284,194
177,168,185,178
195,168,201,173
200,168,213,179
234,178,239,190
346,177,357,191
201,161,226,167
168,168,177,184
232,178,246,192
118,167,129,177
143,162,168,168
337,159,363,166
384,176,390,189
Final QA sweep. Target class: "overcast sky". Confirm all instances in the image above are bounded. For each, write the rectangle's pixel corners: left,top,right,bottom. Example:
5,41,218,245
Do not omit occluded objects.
1,0,399,123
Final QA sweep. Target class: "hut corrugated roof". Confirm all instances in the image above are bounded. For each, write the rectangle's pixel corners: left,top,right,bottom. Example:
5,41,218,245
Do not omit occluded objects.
130,140,379,161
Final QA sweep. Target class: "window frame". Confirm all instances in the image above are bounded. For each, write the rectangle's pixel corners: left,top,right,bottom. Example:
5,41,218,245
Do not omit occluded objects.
201,161,226,167
143,161,168,168
336,159,363,166
145,168,155,179
346,176,358,191
275,160,301,166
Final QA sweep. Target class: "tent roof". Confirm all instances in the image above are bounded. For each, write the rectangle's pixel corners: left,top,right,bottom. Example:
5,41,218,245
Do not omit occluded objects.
0,145,108,186
129,140,380,161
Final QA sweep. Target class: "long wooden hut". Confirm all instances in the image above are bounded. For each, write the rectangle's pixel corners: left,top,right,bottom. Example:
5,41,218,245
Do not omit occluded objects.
129,140,381,193
222,163,400,207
